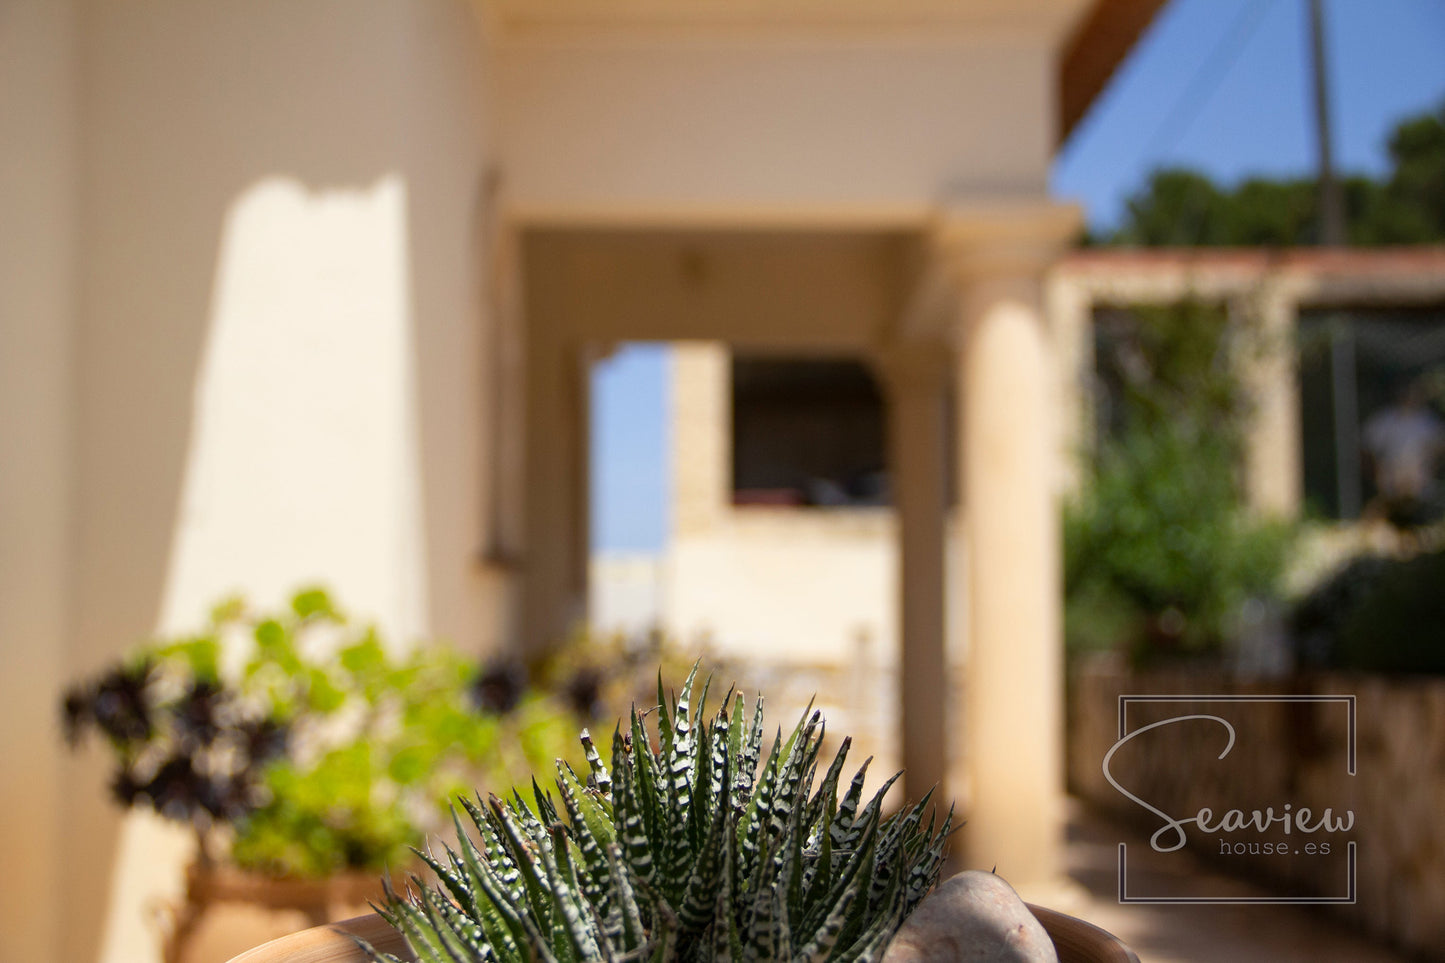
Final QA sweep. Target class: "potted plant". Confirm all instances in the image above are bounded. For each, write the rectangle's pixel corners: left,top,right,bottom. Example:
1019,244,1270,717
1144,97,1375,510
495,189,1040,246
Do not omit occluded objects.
62,589,586,963
224,665,1139,963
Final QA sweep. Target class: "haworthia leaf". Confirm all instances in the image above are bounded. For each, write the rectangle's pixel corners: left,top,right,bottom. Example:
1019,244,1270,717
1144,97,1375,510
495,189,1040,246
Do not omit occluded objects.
581,727,612,795
368,670,953,963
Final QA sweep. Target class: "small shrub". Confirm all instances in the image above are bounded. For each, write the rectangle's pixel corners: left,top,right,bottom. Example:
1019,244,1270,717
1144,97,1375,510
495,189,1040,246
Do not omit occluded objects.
1065,419,1294,662
62,589,586,877
1290,548,1445,674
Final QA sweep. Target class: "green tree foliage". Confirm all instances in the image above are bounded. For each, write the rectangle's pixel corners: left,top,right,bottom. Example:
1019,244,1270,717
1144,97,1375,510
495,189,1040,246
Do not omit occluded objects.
1103,103,1445,247
1354,106,1445,243
1064,302,1294,662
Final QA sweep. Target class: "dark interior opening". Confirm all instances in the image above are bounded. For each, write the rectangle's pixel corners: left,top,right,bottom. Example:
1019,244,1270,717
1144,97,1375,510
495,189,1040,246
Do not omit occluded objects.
731,357,889,507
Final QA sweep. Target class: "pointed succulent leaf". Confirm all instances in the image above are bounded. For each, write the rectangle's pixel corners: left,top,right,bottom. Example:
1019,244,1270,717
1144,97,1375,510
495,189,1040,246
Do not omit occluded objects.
489,794,558,930
808,735,851,829
372,670,952,963
539,823,603,963
677,752,732,934
830,758,873,852
602,841,648,954
580,727,613,796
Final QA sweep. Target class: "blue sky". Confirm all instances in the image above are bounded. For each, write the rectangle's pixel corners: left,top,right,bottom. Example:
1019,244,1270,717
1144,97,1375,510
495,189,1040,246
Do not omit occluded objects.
592,344,672,553
591,0,1445,554
1054,0,1445,229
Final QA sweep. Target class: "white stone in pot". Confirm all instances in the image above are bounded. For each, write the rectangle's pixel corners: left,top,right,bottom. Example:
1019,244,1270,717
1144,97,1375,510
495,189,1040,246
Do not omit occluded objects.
882,870,1059,963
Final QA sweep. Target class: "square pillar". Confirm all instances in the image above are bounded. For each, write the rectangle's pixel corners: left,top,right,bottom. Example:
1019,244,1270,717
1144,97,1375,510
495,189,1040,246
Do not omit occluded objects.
878,345,952,814
521,332,591,652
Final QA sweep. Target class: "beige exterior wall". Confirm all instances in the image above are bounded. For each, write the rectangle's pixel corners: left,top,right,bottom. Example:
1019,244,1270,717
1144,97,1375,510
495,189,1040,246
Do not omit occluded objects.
669,508,902,664
519,228,921,648
1,2,500,960
0,2,79,961
73,0,498,652
498,34,1055,210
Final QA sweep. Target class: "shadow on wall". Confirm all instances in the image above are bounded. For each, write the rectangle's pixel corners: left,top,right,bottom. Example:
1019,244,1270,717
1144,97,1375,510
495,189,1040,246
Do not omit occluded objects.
40,2,494,960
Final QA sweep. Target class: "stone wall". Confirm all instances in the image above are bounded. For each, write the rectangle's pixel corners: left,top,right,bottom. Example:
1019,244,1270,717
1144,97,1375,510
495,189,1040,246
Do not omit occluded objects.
1068,660,1445,959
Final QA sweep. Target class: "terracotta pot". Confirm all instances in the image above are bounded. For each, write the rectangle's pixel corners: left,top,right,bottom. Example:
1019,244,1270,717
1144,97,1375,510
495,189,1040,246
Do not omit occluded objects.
166,863,393,963
225,907,1140,963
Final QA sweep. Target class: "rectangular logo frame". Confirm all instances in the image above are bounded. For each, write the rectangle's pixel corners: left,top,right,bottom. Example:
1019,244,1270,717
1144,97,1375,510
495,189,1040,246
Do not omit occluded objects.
1114,693,1357,906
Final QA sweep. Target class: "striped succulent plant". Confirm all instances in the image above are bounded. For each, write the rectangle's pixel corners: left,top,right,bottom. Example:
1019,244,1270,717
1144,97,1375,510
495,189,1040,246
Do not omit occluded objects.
364,665,952,963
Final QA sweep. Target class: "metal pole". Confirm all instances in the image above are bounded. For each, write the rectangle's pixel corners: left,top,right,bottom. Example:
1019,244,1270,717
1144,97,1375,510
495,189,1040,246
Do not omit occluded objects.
1331,323,1361,518
1308,0,1346,245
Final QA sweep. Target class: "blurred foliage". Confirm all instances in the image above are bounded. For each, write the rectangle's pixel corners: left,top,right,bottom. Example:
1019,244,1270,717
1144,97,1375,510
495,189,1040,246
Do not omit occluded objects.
1064,301,1295,663
1096,103,1445,247
1289,546,1445,674
63,589,590,877
534,624,703,722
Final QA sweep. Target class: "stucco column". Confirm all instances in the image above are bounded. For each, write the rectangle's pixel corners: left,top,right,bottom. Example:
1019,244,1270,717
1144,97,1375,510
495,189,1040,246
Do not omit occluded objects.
522,333,590,652
879,345,951,813
938,202,1079,885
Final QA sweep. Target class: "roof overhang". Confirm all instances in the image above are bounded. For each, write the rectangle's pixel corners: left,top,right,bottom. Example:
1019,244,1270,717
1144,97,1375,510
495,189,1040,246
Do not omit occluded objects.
475,0,1168,153
485,0,1090,35
1057,0,1169,145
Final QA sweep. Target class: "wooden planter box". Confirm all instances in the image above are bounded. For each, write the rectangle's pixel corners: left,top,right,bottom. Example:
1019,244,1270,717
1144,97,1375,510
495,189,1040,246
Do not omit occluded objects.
226,907,1141,963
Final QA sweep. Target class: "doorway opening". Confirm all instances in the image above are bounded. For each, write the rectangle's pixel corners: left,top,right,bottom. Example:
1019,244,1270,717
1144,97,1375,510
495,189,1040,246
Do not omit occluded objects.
588,342,671,640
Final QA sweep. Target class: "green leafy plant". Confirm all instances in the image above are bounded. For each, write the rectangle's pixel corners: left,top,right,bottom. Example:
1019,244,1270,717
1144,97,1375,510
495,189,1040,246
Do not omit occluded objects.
1065,301,1295,663
365,665,952,963
62,588,586,877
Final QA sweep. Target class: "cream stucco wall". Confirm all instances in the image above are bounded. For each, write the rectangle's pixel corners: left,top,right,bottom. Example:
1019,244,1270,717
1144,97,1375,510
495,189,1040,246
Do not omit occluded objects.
0,2,78,961
73,0,498,655
497,34,1055,210
668,510,902,664
1,2,501,960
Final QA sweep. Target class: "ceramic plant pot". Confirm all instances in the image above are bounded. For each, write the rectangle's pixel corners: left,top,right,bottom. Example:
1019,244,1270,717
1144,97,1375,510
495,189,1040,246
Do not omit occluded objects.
1028,904,1142,963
